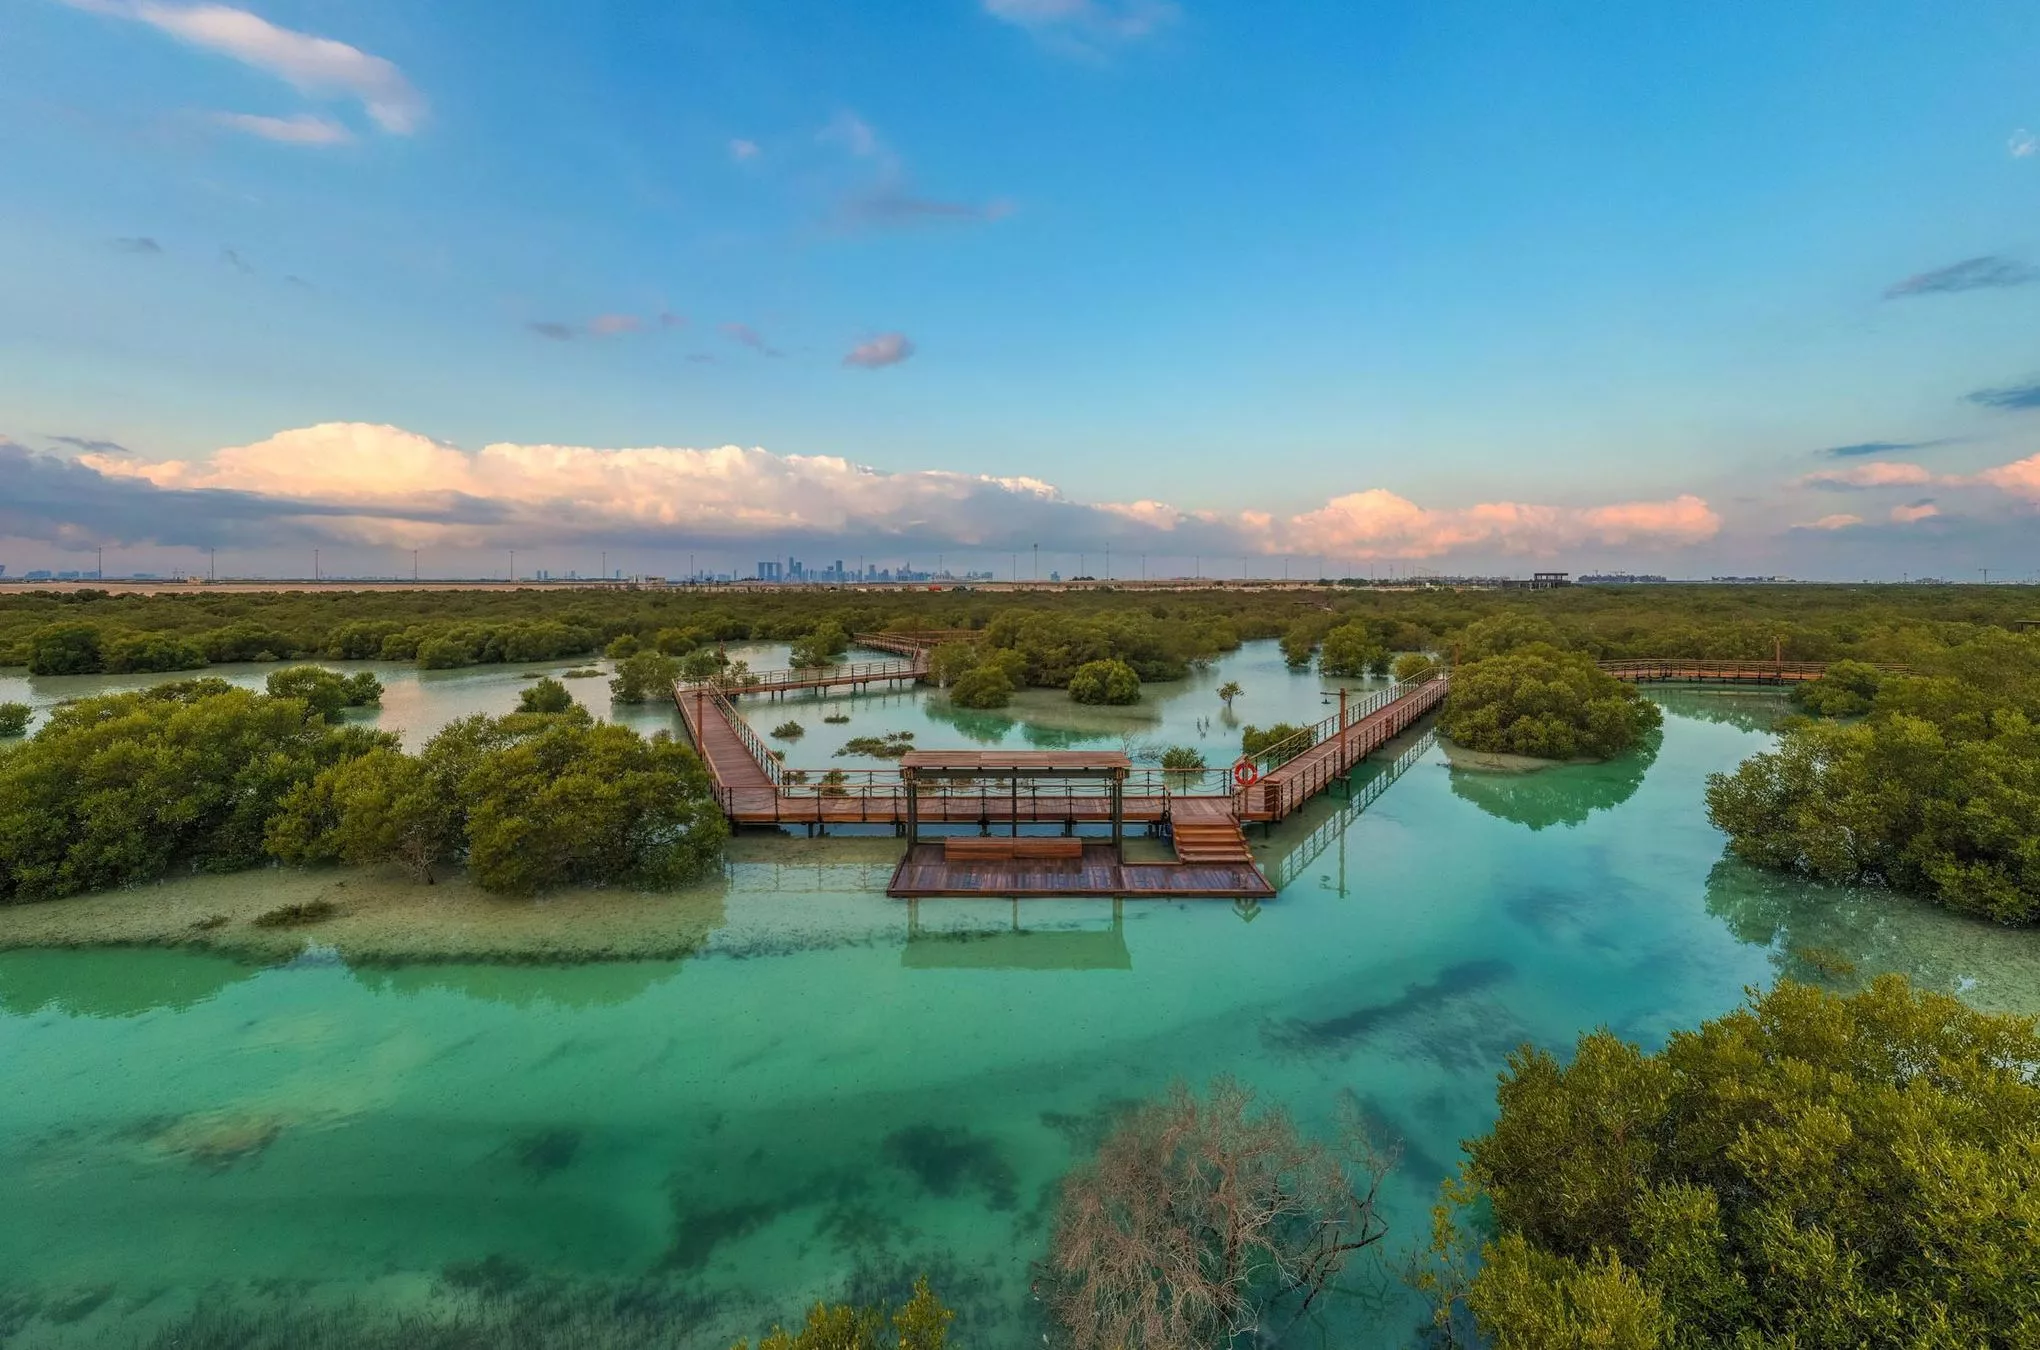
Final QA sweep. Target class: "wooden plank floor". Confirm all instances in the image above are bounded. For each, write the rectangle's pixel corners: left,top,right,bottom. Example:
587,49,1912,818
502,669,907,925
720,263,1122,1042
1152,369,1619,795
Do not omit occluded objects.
1243,677,1450,822
886,843,1272,899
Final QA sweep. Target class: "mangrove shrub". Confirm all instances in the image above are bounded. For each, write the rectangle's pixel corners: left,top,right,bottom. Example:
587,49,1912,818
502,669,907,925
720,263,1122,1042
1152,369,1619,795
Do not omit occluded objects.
1068,658,1141,705
1441,644,1661,760
0,679,391,900
1431,976,2040,1348
1707,633,2040,923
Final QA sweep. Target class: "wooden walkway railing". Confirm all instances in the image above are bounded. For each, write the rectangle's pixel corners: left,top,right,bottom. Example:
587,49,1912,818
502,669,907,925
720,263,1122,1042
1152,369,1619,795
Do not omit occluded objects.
1237,675,1449,822
1596,659,1903,684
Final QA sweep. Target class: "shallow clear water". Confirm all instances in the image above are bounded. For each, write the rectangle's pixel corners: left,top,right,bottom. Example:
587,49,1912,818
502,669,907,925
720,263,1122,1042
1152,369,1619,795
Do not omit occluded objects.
3,645,2038,1347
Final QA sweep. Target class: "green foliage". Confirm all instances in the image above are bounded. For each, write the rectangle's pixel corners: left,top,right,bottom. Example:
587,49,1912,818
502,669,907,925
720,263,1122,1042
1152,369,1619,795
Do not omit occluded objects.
1280,620,1323,668
1067,658,1141,705
653,626,700,656
1707,632,2040,923
609,651,682,704
678,648,725,681
516,677,575,715
1216,680,1243,708
1160,745,1205,771
605,633,643,659
27,622,103,674
770,720,805,739
265,665,383,722
948,663,1015,708
730,1275,952,1350
103,631,208,673
0,680,393,901
837,732,916,758
1442,644,1662,760
1791,658,1886,717
267,745,460,883
0,702,29,737
1241,721,1313,767
460,716,726,895
1447,976,2040,1349
1319,620,1387,677
1454,611,1568,660
925,640,981,686
250,899,339,927
1392,651,1439,683
8,582,2037,687
788,620,851,669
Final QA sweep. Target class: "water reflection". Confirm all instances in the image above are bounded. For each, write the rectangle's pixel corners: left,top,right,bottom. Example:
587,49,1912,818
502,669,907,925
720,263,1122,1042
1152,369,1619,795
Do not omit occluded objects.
1446,732,1659,831
0,947,268,1019
1702,858,2040,1013
350,959,691,1009
901,898,1132,971
1649,687,1793,734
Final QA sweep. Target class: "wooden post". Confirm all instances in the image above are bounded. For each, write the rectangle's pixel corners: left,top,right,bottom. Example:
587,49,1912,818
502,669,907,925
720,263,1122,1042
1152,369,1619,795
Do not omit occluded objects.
1011,773,1019,837
904,767,919,848
1111,770,1124,859
1338,686,1349,772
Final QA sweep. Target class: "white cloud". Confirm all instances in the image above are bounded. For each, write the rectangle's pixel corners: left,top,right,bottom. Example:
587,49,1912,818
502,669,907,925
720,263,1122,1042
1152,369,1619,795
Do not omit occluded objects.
1890,502,1940,524
983,0,1178,53
1797,514,1865,531
728,137,760,161
211,110,353,144
843,333,915,369
80,422,1727,562
65,0,425,134
2012,129,2037,159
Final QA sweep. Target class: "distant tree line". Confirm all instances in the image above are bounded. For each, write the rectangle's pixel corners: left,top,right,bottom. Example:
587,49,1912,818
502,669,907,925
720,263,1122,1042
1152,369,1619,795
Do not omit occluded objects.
7,582,2034,682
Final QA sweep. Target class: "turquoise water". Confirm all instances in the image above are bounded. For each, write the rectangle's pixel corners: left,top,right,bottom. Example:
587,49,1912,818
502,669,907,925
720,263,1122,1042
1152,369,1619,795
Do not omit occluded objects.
4,646,2039,1347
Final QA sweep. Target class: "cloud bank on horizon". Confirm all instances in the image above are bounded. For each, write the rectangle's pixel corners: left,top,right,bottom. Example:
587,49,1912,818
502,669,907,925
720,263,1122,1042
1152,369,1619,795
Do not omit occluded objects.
9,423,1725,562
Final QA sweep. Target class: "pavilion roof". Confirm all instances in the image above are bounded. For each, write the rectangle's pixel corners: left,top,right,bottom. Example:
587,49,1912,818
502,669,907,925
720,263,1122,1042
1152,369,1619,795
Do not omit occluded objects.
897,750,1132,777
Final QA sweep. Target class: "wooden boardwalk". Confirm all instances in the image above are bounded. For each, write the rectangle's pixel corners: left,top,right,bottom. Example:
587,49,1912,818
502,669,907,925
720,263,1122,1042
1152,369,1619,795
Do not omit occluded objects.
1598,659,1901,685
1235,676,1451,822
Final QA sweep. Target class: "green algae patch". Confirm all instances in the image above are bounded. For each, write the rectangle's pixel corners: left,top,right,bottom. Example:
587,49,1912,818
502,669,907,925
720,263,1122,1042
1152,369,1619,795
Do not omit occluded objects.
0,864,730,965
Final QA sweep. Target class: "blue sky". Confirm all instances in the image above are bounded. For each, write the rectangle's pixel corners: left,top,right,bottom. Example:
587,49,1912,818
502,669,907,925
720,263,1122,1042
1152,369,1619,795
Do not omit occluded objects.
3,0,2039,580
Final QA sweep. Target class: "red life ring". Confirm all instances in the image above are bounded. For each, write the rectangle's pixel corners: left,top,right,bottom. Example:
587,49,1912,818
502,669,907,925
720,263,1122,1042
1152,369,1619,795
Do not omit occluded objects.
1233,758,1260,788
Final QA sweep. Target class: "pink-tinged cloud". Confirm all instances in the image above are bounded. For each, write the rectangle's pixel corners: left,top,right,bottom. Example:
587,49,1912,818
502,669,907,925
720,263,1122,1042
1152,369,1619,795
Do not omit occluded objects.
1799,461,1937,488
1889,502,1940,523
77,422,1729,560
1280,490,1720,559
1973,452,2040,500
587,313,643,336
1796,514,1865,531
843,332,914,369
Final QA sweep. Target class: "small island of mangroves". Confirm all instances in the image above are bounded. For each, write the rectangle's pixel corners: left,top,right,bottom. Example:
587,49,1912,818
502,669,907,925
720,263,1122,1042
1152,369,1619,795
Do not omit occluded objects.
3,582,2039,1349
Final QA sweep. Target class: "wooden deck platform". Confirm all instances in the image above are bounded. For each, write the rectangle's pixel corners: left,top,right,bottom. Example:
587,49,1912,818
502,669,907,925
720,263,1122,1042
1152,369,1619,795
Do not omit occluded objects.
886,842,1275,899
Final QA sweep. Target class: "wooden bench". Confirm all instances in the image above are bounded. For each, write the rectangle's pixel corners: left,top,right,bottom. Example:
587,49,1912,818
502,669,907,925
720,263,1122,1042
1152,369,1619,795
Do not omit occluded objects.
941,837,1085,862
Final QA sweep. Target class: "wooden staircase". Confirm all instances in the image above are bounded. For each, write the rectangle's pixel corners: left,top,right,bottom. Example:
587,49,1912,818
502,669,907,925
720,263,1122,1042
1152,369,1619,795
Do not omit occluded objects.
1169,818,1254,865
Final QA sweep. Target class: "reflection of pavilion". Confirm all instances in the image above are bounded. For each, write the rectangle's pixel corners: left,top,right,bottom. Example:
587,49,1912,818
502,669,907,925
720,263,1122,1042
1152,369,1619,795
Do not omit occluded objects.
902,898,1132,971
